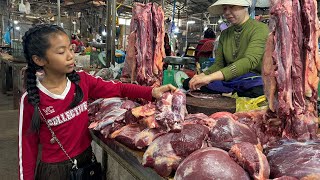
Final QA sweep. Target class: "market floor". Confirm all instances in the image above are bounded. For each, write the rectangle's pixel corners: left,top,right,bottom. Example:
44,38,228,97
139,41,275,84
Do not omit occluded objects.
0,88,18,179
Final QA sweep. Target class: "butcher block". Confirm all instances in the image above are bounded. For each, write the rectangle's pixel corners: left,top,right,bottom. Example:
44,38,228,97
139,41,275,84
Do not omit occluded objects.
186,93,236,115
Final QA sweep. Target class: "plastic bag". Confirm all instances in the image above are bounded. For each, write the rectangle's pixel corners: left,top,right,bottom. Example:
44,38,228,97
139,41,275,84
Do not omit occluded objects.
95,68,113,80
231,93,268,112
109,62,124,79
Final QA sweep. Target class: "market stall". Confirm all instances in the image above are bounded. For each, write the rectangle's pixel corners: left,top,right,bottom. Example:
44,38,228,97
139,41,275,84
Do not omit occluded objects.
87,0,320,179
0,53,27,109
1,0,320,179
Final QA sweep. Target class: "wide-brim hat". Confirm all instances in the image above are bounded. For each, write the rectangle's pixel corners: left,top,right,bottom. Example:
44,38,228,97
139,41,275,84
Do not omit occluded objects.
208,0,252,15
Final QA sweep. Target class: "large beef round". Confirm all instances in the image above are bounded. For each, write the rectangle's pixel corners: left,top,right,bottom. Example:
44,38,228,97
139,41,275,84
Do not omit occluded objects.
170,124,209,157
142,133,182,177
208,116,259,151
174,147,250,180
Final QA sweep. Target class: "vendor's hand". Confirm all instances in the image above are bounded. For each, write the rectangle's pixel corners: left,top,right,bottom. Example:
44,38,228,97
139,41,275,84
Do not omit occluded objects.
152,84,177,99
189,73,212,91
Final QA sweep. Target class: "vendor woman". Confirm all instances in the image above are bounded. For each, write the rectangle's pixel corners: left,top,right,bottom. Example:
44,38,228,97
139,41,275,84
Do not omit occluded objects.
184,0,269,98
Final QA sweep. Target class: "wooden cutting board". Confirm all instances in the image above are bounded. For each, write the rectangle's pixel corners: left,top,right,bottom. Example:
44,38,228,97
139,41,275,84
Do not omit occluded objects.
186,93,236,116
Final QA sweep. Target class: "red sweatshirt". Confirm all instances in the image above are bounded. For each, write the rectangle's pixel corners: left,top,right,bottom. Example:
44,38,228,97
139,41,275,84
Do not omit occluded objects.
18,71,152,180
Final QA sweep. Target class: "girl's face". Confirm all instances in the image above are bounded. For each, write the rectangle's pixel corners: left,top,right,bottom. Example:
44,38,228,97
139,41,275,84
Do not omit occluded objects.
222,5,248,25
42,33,75,75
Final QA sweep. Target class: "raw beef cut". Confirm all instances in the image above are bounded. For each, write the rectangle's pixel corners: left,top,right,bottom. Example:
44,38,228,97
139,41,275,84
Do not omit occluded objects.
271,0,294,118
262,0,320,141
174,147,250,180
134,128,164,149
155,90,187,131
229,142,270,180
124,110,139,124
210,111,237,120
100,121,125,139
134,3,156,86
301,0,320,97
89,109,127,130
125,102,160,128
291,0,305,116
171,90,187,123
131,103,155,118
91,98,124,121
88,98,103,117
140,115,158,128
235,110,273,145
170,124,209,157
110,124,145,149
120,100,137,110
100,125,113,138
142,133,182,177
123,3,165,86
121,31,137,82
265,140,320,179
156,92,173,112
88,98,131,130
208,115,259,151
183,113,216,128
262,32,277,112
151,3,165,75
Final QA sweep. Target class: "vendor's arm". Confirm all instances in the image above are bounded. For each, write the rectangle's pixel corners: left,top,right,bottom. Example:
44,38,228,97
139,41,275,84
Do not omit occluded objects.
204,22,269,81
18,93,39,180
189,71,224,90
189,36,225,90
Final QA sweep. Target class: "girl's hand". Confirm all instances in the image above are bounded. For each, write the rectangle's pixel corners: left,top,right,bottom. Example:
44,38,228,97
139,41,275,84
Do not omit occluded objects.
152,84,177,99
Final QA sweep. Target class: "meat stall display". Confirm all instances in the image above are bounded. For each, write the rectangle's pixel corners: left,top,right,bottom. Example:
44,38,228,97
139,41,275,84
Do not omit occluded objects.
89,0,320,179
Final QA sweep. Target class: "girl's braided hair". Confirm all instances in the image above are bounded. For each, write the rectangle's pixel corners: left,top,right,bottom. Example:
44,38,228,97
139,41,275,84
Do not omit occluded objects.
22,24,83,132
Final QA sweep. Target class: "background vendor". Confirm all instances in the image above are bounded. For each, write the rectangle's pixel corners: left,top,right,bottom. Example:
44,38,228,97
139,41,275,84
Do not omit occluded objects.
184,0,269,98
195,28,216,62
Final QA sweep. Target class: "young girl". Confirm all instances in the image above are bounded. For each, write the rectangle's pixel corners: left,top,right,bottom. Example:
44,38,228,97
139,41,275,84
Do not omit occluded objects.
18,24,176,180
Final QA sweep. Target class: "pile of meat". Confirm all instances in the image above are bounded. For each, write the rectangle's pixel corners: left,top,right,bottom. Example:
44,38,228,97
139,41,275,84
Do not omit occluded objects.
89,96,320,179
88,90,187,149
88,95,320,179
121,2,165,87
